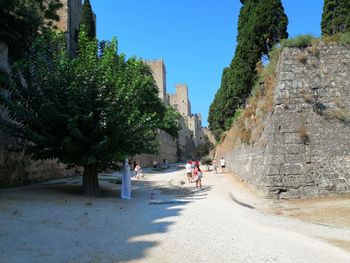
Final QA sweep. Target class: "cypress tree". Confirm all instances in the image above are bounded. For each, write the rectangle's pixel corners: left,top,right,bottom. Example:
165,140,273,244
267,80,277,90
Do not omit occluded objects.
322,0,350,35
80,0,96,39
208,0,288,139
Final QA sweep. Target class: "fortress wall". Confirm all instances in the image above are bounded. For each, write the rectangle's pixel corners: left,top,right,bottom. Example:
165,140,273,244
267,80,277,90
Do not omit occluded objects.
134,130,178,167
216,44,350,199
145,60,167,103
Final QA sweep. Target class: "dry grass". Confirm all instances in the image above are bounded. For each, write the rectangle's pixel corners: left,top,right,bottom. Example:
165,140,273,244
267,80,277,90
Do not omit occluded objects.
297,52,308,64
300,90,313,103
298,125,309,144
216,47,281,153
307,45,320,56
324,109,350,124
326,239,350,252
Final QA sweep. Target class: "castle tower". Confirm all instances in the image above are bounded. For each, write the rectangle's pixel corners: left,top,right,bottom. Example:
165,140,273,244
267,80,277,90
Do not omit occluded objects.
144,59,167,103
56,0,82,56
169,84,191,117
56,0,96,56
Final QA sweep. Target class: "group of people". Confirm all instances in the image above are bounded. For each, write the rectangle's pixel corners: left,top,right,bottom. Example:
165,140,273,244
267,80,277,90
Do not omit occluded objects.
152,159,168,170
185,160,203,189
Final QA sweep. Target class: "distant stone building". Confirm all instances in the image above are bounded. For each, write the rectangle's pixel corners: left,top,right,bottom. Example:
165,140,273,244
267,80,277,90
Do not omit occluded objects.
136,59,210,165
168,84,206,147
56,0,96,56
144,60,167,103
169,84,191,117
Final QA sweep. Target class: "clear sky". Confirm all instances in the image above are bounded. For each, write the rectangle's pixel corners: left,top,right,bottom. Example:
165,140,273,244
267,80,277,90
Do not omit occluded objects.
90,0,324,127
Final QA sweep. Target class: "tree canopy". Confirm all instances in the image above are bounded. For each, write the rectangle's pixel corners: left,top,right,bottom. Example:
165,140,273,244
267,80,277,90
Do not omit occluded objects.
321,0,350,35
0,31,172,196
208,0,288,140
0,0,62,60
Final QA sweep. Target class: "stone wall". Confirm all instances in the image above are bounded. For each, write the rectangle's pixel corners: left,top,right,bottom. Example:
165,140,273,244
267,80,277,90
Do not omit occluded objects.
56,0,82,56
169,84,191,117
216,43,350,199
0,40,76,187
202,127,216,146
134,130,178,167
145,60,167,103
188,114,206,147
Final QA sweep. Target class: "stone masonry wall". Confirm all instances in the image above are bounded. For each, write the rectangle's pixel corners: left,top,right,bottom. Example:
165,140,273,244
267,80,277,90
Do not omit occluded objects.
134,130,178,167
0,41,77,187
216,44,350,199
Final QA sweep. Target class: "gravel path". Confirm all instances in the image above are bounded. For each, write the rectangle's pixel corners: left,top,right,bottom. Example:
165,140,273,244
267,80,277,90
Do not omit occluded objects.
0,166,349,263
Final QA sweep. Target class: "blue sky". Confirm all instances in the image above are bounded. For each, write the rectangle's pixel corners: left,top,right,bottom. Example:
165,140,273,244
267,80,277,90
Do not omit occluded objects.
90,0,324,127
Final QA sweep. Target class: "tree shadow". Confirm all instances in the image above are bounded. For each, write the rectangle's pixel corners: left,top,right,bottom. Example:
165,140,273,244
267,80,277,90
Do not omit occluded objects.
0,174,208,262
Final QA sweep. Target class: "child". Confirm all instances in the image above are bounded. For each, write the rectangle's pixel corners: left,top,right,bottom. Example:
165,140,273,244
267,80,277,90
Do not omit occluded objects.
192,164,203,189
134,163,142,180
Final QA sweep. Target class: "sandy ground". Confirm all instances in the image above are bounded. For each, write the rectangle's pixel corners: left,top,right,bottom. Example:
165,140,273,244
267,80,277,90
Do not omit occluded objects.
0,165,350,263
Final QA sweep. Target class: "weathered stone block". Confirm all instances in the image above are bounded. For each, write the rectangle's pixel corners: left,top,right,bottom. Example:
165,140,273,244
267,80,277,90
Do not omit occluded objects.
284,132,302,144
284,144,302,155
281,163,303,175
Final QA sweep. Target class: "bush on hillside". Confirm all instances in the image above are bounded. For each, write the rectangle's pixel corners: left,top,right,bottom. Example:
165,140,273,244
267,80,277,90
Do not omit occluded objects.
280,34,318,48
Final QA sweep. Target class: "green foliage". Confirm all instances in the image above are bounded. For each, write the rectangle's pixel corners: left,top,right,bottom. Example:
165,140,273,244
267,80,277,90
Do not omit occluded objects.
80,0,96,39
0,0,62,60
200,156,212,165
193,136,214,159
209,0,288,140
160,106,181,137
280,34,318,47
0,30,168,195
339,32,350,45
321,0,350,36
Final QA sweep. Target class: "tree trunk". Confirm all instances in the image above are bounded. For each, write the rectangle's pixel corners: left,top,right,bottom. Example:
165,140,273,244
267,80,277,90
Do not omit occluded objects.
82,165,102,196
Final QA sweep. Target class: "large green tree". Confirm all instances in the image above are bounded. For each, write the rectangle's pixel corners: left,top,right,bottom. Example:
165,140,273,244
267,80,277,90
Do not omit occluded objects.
321,0,350,35
208,0,288,140
80,0,96,39
0,0,62,60
0,31,169,196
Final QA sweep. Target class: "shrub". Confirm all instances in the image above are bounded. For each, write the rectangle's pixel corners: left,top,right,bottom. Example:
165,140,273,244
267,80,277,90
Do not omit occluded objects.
297,52,308,64
281,35,318,48
339,32,350,45
200,156,212,165
307,45,320,56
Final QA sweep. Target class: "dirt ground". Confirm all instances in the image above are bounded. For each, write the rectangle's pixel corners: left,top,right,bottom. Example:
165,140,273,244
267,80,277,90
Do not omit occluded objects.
271,194,350,251
1,167,349,262
227,174,350,252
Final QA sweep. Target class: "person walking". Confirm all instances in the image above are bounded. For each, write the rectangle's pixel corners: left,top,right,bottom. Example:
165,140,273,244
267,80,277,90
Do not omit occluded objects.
220,157,226,173
212,159,218,174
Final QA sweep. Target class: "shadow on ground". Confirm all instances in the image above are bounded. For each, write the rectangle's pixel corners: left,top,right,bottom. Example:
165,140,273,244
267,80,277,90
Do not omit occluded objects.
0,172,202,263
